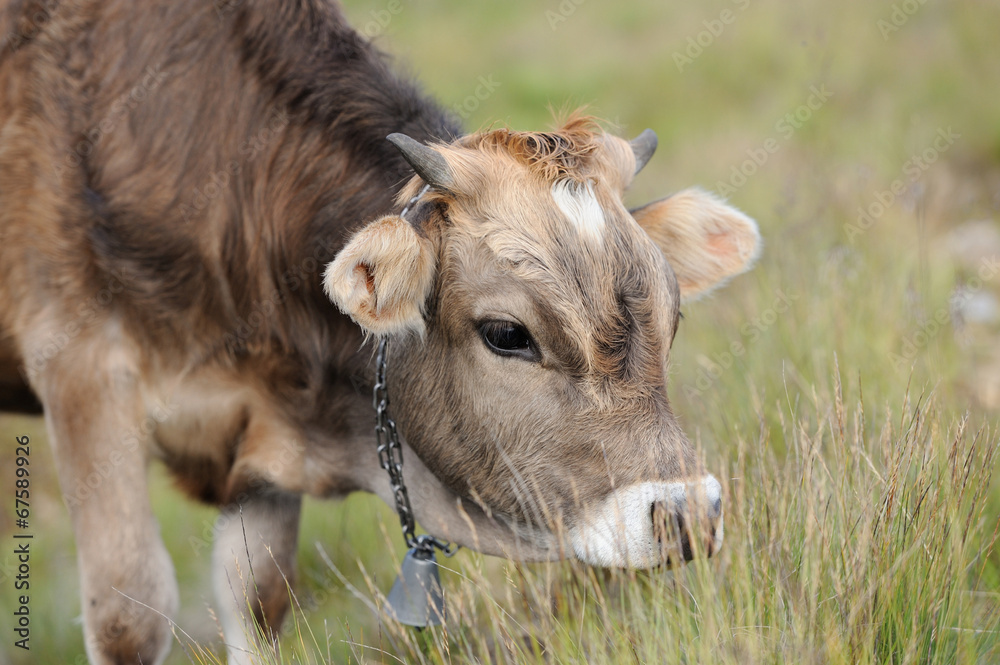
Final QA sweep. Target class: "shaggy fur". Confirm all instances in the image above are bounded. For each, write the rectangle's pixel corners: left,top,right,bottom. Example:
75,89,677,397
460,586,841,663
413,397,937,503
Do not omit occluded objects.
0,0,759,663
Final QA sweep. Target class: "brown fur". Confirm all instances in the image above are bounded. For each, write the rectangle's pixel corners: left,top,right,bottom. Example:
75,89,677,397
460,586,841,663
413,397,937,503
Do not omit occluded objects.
0,0,759,662
460,115,606,183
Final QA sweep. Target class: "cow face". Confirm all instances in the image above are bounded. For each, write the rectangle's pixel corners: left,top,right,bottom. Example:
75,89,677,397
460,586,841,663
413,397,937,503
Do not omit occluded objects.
325,118,760,568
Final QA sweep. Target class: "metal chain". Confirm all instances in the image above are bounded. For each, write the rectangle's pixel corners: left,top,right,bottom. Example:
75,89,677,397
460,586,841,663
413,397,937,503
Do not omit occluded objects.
374,329,459,556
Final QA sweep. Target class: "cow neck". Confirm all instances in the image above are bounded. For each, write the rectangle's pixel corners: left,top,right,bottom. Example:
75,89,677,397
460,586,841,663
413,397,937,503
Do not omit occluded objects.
373,183,457,559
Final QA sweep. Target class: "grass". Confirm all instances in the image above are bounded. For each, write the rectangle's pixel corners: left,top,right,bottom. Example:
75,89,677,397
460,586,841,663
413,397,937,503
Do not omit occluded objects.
400,385,1000,665
2,0,999,663
133,383,1000,665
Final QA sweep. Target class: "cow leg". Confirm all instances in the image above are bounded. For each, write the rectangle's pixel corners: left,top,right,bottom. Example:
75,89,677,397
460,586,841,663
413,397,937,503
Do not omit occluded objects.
40,349,178,665
212,488,301,665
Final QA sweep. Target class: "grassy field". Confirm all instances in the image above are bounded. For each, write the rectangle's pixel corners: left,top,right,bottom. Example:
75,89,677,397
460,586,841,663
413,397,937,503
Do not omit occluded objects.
2,0,1000,662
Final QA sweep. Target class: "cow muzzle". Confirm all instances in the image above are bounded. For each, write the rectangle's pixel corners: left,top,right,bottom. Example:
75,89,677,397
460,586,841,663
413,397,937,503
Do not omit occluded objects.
568,475,723,568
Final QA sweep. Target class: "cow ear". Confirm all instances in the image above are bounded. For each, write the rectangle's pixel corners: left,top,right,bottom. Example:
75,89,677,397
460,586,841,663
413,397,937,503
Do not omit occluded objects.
324,215,436,336
631,188,761,300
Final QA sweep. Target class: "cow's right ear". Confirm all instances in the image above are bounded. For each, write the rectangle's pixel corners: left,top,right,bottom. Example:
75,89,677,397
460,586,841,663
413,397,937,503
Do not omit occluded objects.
324,215,436,337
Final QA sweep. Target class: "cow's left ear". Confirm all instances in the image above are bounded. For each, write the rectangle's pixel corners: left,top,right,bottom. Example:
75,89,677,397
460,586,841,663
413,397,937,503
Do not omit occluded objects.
631,188,761,300
324,215,436,336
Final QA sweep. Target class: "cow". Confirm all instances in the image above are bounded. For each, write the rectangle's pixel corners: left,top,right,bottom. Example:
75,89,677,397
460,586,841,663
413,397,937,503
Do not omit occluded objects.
0,0,761,663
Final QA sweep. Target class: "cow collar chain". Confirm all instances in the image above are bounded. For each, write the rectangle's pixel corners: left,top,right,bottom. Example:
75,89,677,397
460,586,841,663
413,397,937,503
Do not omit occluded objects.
373,338,457,556
373,183,457,559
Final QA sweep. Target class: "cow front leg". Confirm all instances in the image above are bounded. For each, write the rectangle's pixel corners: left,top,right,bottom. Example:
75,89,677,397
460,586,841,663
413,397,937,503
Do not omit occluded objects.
40,361,178,664
212,487,301,665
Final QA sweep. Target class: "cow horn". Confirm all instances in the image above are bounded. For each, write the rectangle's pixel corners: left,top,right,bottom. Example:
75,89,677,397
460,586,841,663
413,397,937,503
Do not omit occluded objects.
630,128,658,175
387,133,454,190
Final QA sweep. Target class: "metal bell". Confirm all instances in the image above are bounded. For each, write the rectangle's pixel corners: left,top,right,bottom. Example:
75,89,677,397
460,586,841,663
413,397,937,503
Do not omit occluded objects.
386,547,446,627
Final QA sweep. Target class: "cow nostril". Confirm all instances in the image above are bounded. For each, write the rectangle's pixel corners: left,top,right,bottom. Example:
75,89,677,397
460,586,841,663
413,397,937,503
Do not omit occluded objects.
650,501,695,562
710,494,722,520
677,513,694,562
704,475,723,521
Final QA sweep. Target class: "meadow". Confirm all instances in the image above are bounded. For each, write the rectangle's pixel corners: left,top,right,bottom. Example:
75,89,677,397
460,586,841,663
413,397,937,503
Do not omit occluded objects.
1,0,999,663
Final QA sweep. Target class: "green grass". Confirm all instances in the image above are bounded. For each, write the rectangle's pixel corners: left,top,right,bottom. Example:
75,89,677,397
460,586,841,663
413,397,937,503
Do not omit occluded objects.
364,387,1000,665
2,0,1000,662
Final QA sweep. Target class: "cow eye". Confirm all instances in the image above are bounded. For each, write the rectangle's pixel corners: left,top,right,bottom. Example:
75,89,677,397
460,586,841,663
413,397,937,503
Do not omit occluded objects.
478,320,540,361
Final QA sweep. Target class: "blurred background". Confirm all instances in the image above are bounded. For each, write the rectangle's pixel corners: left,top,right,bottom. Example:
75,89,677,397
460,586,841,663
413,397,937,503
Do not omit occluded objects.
1,0,998,662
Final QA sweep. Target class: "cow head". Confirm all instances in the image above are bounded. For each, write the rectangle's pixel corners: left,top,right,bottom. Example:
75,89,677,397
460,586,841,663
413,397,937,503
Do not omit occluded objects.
324,117,760,568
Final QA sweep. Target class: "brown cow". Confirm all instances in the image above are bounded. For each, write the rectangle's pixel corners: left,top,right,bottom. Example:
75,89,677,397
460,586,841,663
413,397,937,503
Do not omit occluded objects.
0,0,760,663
